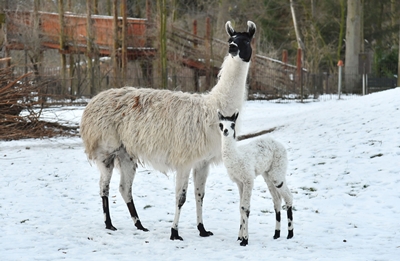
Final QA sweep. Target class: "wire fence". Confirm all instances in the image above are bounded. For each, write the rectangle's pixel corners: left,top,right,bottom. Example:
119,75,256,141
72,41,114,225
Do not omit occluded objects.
9,60,398,105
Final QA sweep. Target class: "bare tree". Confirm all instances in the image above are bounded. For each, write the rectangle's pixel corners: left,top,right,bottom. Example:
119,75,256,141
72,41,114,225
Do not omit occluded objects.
159,0,167,88
59,0,67,94
344,0,362,93
398,24,400,87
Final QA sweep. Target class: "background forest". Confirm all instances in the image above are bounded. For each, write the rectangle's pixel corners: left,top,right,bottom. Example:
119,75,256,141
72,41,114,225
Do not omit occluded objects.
0,0,399,99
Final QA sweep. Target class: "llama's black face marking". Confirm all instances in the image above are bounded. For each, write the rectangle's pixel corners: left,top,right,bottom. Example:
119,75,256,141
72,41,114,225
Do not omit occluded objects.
226,21,256,62
228,33,252,62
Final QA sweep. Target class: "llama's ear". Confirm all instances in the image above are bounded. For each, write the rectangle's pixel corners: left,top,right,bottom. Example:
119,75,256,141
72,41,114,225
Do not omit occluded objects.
233,110,239,122
226,21,235,37
247,21,256,39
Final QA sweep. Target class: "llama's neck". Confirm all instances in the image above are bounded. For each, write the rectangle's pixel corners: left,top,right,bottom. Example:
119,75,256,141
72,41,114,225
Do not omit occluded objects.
209,56,250,113
221,136,240,163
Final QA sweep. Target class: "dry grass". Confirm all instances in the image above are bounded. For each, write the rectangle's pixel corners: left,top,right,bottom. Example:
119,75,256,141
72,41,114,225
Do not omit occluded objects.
0,66,78,140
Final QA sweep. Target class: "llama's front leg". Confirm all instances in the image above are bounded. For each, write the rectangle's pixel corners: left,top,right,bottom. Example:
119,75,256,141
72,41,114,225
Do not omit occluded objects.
97,157,117,231
238,180,253,246
235,180,244,241
193,162,213,237
170,169,191,240
117,151,148,232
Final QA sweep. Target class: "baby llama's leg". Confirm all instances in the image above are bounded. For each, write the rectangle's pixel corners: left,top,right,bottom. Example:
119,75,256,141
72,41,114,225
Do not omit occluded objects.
279,182,294,239
116,148,148,232
97,156,117,230
238,178,253,246
270,143,294,239
265,179,283,239
235,180,244,241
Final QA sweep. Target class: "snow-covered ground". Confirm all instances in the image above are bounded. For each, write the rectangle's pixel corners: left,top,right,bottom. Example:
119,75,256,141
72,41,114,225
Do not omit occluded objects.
1,88,399,261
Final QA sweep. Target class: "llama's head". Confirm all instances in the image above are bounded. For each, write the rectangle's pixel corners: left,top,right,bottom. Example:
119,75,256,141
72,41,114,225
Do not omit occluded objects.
218,109,239,139
225,21,256,62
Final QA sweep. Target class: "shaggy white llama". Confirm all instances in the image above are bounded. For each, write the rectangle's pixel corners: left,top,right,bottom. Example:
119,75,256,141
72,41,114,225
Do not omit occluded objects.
80,21,256,240
217,110,293,246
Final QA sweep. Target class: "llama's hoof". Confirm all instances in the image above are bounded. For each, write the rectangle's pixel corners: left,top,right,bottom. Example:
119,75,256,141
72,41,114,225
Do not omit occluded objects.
240,238,248,246
135,221,149,232
287,230,294,239
273,230,280,239
199,230,213,237
197,223,214,237
105,220,117,231
106,224,117,231
170,228,183,241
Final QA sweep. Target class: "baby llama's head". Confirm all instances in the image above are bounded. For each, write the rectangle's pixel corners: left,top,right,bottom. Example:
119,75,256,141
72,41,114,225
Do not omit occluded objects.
217,109,239,139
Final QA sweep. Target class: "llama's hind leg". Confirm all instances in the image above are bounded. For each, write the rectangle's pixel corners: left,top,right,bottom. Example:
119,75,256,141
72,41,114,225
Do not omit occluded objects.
96,156,117,231
266,177,294,239
193,161,213,237
116,149,148,232
265,179,283,239
170,168,191,240
279,182,294,239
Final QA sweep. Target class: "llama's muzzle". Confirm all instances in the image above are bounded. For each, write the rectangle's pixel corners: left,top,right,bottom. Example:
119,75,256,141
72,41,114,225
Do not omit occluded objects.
229,43,239,56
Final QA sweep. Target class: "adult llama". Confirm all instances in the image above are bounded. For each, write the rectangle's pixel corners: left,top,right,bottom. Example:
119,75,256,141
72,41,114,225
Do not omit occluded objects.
80,20,256,240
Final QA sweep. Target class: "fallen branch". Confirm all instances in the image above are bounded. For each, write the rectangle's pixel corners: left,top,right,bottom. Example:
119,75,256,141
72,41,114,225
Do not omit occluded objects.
237,127,278,141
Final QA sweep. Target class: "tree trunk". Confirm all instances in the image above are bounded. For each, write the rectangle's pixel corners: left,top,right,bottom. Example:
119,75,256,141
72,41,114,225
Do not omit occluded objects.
344,0,362,93
159,0,167,89
121,0,128,85
86,0,93,95
290,0,304,50
398,23,400,87
58,0,67,95
205,17,212,91
112,0,120,88
337,0,346,61
93,0,99,15
67,0,72,11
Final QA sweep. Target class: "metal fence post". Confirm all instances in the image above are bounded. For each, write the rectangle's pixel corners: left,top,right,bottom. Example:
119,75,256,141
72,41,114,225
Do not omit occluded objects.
337,60,343,99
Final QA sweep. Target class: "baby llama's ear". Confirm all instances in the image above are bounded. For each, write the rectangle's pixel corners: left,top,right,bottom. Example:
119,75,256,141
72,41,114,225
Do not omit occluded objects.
247,21,256,39
226,21,235,37
233,109,239,122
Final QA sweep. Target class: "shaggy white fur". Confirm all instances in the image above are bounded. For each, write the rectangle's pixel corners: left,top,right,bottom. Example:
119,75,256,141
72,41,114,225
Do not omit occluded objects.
80,21,256,240
218,110,293,246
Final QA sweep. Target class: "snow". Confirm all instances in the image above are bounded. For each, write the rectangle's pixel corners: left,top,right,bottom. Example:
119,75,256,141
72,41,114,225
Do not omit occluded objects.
1,88,400,260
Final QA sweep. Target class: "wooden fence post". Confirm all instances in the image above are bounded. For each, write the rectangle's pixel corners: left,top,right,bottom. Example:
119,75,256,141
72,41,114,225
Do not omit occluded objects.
296,48,303,102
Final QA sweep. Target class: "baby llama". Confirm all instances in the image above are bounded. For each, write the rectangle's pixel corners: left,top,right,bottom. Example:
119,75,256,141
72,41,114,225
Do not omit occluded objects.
80,21,256,241
217,110,293,246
